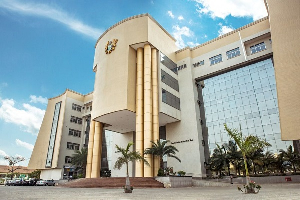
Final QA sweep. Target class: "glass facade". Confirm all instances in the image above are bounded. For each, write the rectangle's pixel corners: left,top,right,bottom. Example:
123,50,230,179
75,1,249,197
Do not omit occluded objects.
162,89,180,110
201,58,292,154
160,52,177,74
161,69,179,92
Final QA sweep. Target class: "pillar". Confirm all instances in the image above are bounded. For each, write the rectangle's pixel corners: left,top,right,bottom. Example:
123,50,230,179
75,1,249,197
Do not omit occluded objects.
135,47,144,177
143,44,153,177
91,122,103,178
85,120,95,178
152,48,160,176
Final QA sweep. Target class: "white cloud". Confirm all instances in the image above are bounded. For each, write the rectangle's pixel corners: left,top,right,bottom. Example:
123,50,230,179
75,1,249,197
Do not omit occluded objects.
16,139,34,151
172,25,193,49
0,98,45,135
0,149,8,157
218,25,234,36
187,41,200,47
194,0,268,21
167,10,175,18
0,159,8,165
30,95,47,104
0,0,102,40
178,15,184,20
0,150,9,165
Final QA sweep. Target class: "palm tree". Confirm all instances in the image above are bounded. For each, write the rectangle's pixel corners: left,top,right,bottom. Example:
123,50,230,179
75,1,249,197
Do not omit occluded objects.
144,140,181,173
114,142,149,192
275,152,285,173
248,149,264,175
223,140,243,175
210,144,227,176
279,145,299,173
224,124,271,186
71,147,88,177
262,151,276,173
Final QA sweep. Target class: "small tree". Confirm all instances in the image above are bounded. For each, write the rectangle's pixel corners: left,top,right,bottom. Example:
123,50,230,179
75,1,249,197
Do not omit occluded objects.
279,145,299,173
71,147,88,177
4,156,25,180
114,142,149,193
144,139,181,174
28,170,41,179
210,144,226,176
224,124,270,193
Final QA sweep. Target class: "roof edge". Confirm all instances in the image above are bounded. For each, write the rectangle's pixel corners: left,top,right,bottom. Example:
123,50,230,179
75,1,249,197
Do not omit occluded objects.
176,16,269,54
94,13,176,48
48,89,93,101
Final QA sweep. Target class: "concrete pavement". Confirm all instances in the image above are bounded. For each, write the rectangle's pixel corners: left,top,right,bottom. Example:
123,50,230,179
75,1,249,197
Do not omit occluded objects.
0,184,299,199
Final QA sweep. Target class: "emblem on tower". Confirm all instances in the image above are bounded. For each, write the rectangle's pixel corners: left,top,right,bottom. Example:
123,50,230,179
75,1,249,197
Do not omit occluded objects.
105,39,118,54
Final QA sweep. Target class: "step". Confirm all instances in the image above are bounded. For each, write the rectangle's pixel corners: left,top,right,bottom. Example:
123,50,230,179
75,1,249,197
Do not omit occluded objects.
60,177,164,188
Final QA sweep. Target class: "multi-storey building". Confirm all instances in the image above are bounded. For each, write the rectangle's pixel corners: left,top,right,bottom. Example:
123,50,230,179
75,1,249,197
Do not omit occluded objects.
28,89,93,179
29,0,300,179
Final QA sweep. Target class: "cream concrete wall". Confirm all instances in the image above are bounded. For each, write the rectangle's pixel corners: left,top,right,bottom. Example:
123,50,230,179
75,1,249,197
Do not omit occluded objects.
29,89,92,170
40,169,62,180
267,0,300,140
92,16,149,119
108,131,134,177
28,92,66,169
166,56,206,177
57,96,84,168
159,61,181,120
192,40,246,79
92,14,178,121
147,16,178,62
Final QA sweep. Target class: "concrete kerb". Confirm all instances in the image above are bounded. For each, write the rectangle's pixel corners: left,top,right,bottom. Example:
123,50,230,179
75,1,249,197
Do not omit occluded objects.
156,175,300,188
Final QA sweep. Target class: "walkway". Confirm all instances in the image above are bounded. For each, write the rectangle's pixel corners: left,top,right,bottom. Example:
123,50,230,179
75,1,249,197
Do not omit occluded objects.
1,183,299,199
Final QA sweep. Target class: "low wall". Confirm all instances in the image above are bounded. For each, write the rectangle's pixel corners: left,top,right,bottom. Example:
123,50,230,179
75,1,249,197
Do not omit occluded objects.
155,176,192,188
236,175,300,184
196,175,300,186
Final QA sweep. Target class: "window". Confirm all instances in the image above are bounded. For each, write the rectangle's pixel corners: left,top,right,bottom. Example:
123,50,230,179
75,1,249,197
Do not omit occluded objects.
69,128,81,137
74,144,80,151
67,142,80,150
250,42,266,54
193,60,204,67
160,52,178,74
65,156,72,163
209,54,222,65
72,103,82,112
162,89,180,110
67,142,74,150
161,70,179,92
70,116,82,124
226,48,240,59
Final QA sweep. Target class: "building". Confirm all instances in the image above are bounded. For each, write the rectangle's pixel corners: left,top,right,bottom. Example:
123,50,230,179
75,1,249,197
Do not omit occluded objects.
29,0,300,179
0,165,35,184
28,89,93,179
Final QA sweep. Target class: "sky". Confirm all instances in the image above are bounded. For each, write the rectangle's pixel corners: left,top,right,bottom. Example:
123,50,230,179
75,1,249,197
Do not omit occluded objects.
0,0,268,166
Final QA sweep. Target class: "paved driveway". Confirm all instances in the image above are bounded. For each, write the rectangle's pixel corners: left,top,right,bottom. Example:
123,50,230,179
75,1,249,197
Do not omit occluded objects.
1,184,299,200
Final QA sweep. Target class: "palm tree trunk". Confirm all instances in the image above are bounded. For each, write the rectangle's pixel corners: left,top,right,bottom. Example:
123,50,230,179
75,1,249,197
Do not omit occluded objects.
125,162,130,190
293,164,296,173
160,156,164,169
227,164,230,176
243,154,250,185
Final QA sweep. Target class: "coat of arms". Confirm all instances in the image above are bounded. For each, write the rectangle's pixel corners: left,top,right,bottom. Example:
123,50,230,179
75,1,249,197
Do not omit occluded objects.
105,39,118,54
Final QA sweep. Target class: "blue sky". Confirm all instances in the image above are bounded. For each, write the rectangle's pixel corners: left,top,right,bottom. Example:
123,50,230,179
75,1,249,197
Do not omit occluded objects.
0,0,267,166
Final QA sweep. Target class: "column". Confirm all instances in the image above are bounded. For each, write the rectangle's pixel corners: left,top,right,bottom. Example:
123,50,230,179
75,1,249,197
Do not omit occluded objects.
143,44,153,177
91,122,103,178
151,48,160,176
135,47,144,177
85,120,95,178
